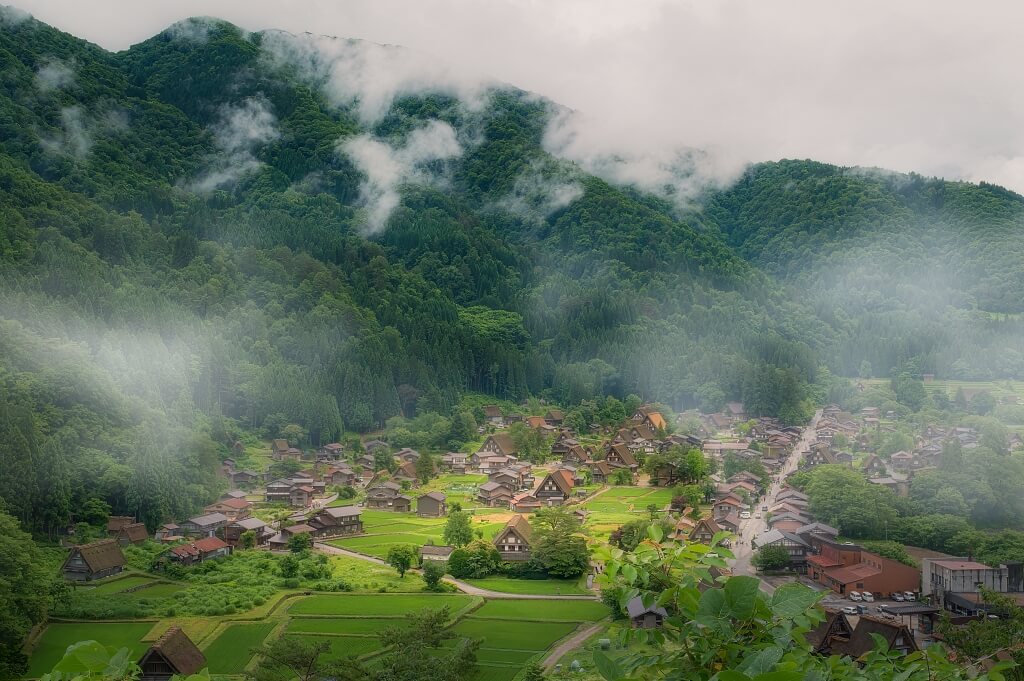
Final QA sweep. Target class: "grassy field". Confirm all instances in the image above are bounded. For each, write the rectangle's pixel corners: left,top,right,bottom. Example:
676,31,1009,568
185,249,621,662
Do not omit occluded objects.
583,486,676,539
328,508,506,559
471,600,609,622
285,634,383,659
286,618,408,635
327,555,427,591
462,577,590,595
132,582,185,598
87,576,156,594
451,619,579,652
27,623,153,677
202,623,276,674
288,593,474,616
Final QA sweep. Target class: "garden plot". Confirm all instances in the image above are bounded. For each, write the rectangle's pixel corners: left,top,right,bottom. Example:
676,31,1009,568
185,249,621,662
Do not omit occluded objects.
28,623,153,678
288,593,474,616
471,599,608,622
202,622,276,674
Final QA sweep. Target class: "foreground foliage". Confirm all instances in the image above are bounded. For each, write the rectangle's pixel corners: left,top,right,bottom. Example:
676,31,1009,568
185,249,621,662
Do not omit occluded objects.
593,528,1012,681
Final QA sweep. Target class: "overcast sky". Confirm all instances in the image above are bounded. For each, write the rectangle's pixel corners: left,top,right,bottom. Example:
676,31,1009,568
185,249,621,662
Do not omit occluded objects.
11,0,1024,193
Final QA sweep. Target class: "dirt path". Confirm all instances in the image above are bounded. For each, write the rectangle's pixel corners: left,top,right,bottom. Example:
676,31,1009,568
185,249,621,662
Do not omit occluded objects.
542,622,605,669
314,542,598,600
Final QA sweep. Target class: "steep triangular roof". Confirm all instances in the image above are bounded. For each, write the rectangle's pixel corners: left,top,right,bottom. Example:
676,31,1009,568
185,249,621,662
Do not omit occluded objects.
139,626,205,676
69,539,126,572
498,514,532,542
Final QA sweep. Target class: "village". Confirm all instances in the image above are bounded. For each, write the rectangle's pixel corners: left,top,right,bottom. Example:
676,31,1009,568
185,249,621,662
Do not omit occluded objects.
36,399,1024,680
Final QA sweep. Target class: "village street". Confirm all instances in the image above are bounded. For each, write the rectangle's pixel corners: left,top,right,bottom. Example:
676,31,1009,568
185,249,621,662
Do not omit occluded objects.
728,410,822,592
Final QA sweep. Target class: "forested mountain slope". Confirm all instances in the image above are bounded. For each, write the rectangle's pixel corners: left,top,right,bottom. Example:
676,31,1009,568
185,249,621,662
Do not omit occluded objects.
1,12,1023,528
702,161,1024,377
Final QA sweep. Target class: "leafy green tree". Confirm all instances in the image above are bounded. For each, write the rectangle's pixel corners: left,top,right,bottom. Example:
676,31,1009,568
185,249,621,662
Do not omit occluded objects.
593,529,993,681
248,634,349,681
240,530,256,550
443,510,474,548
279,554,300,578
447,540,501,579
371,607,480,681
415,452,435,484
531,507,589,578
0,509,56,679
422,560,446,592
751,545,790,571
287,533,312,553
521,662,547,681
386,545,417,577
611,469,633,485
891,373,926,411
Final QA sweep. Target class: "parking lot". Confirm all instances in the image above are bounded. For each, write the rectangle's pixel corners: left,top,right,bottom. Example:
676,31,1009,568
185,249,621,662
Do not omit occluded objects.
819,592,920,620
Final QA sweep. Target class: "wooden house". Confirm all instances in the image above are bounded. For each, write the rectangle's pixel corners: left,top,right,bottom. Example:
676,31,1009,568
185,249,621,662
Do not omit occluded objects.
168,537,232,566
137,627,205,681
106,516,136,536
308,506,364,537
62,539,126,581
115,522,149,546
178,512,227,538
627,596,667,629
535,469,574,505
417,492,447,518
493,515,532,561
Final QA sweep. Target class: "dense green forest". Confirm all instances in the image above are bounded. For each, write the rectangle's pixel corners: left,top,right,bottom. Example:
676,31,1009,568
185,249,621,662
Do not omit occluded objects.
2,13,1024,532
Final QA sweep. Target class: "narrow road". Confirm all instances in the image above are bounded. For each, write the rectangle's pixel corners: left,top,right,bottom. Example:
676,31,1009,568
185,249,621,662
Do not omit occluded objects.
728,409,822,593
542,623,606,670
315,542,598,600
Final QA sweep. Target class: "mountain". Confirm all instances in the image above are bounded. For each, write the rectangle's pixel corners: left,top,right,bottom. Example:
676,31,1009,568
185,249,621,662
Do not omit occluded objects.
2,12,1024,527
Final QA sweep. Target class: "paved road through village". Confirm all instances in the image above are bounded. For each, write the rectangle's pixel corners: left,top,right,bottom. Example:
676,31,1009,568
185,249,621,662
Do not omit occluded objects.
728,409,822,593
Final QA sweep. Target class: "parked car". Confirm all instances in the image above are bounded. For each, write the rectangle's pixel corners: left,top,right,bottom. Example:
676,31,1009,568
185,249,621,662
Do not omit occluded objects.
841,606,858,615
877,605,890,613
903,591,916,601
862,592,875,602
849,591,862,602
740,511,751,519
892,593,905,601
755,513,761,519
762,506,768,511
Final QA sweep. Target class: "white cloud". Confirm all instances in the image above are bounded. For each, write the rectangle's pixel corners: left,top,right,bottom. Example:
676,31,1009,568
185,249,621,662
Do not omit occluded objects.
494,158,584,221
40,105,92,158
0,4,31,25
259,29,495,124
340,120,462,233
189,95,279,193
12,0,1024,193
35,58,74,92
164,16,216,43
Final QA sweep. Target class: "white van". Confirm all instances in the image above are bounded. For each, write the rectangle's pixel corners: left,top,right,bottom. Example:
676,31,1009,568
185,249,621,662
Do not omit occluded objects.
862,592,875,602
849,591,862,602
740,511,751,519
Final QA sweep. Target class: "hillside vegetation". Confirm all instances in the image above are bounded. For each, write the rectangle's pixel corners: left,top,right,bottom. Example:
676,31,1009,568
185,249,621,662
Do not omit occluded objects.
2,13,1024,534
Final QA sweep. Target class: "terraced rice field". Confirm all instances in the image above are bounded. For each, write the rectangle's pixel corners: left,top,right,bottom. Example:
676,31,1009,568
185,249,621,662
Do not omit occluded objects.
285,634,383,659
471,599,609,621
449,618,581,678
461,577,590,595
286,618,409,635
202,623,276,673
27,623,153,678
288,593,474,616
